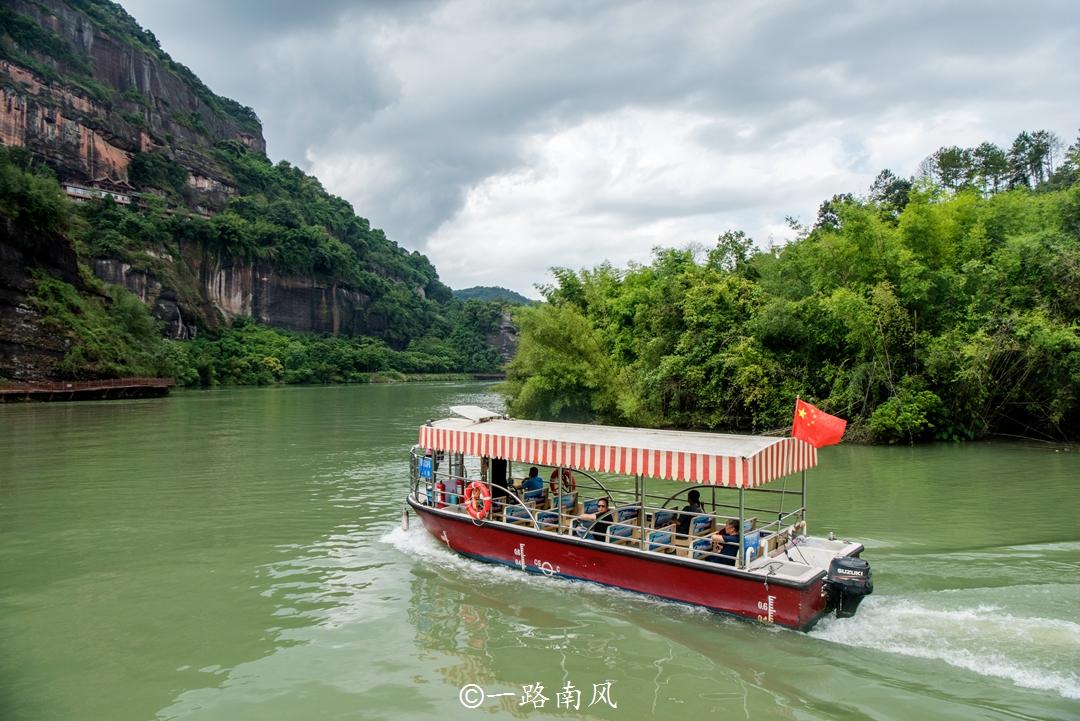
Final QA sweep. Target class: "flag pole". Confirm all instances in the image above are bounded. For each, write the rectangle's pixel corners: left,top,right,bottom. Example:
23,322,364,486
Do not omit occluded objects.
780,395,802,527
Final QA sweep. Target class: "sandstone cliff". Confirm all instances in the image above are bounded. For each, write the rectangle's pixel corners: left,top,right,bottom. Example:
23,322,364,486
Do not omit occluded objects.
0,0,396,344
92,248,387,340
0,0,262,191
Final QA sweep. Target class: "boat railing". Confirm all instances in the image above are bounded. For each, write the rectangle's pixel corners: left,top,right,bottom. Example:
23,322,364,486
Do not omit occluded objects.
409,451,548,528
408,445,808,567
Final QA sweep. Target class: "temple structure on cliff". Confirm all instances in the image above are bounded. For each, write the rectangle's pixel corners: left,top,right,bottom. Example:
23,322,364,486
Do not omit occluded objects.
63,178,134,205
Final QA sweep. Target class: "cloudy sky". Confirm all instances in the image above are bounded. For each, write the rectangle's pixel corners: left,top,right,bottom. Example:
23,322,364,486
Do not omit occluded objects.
119,0,1078,297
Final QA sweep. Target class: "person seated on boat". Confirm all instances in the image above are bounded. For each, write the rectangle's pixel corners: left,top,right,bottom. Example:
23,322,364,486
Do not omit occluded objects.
522,467,545,494
578,496,615,541
707,519,740,566
675,489,705,536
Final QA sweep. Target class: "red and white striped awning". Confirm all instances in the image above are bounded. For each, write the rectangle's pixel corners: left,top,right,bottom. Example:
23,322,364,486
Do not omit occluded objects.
417,413,817,489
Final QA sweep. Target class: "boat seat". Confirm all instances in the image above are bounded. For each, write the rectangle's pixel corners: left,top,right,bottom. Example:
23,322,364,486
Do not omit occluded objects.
651,510,676,529
522,487,545,504
615,505,640,523
647,529,675,553
690,537,713,560
766,530,792,557
607,523,636,546
688,514,714,536
551,492,578,512
503,504,534,525
581,498,601,514
536,510,560,531
671,534,691,554
741,530,762,565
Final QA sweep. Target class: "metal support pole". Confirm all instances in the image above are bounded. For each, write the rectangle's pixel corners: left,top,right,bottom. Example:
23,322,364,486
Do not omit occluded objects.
639,474,646,551
801,470,807,527
738,488,746,569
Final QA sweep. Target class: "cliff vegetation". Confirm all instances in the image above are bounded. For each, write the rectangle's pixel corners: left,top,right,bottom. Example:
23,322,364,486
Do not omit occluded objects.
0,0,515,385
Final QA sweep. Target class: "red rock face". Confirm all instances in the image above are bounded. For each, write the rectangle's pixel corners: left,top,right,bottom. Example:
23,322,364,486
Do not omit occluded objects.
0,0,266,186
0,78,132,181
0,2,398,360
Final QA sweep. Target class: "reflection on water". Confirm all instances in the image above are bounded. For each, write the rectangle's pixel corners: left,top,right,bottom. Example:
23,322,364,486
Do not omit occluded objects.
1,383,1078,721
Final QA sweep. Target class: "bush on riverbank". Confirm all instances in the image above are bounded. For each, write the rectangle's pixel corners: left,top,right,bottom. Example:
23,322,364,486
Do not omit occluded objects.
20,268,505,386
28,271,181,379
167,316,502,386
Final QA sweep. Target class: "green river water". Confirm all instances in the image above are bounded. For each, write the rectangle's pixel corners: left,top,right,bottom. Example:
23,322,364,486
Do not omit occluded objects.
1,382,1077,721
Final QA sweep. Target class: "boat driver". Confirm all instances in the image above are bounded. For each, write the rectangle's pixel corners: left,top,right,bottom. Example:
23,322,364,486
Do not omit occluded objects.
522,467,545,493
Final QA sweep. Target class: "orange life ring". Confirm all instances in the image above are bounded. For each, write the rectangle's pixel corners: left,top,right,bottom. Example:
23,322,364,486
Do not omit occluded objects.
549,468,576,494
465,481,492,520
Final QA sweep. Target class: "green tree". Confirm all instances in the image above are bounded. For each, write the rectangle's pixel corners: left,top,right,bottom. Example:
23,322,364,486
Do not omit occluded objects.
503,303,619,422
971,142,1008,195
868,169,912,219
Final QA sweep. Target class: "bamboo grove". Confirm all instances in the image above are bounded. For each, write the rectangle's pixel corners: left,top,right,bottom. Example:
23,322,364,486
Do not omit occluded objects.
504,131,1080,443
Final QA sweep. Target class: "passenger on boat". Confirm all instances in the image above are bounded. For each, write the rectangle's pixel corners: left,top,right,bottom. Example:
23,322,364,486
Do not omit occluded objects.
707,519,740,566
578,497,614,540
490,458,510,507
522,467,544,493
675,489,705,536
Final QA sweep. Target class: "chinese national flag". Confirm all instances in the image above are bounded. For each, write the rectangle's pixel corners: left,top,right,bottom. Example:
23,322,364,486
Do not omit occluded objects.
791,398,847,448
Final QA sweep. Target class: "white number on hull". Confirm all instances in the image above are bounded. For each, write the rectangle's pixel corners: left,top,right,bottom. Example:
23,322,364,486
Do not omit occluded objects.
512,543,561,576
756,595,776,624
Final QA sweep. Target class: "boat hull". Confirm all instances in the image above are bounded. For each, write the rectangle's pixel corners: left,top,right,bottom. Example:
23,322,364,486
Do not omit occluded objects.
408,498,831,631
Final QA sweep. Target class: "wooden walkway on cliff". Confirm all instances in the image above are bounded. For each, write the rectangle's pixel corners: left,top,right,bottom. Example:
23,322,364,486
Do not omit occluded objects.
0,377,175,402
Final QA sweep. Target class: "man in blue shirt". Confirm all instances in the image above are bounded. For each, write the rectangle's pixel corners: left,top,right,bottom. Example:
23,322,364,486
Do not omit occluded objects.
522,466,544,493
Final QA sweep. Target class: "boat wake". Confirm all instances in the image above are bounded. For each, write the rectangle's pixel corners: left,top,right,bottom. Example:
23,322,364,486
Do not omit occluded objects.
383,527,1080,700
380,524,716,619
810,594,1080,700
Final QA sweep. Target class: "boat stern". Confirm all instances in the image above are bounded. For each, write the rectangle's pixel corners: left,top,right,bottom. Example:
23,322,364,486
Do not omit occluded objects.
824,555,873,618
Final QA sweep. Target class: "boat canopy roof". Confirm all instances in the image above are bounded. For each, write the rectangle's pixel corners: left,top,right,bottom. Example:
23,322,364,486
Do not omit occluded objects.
418,406,817,489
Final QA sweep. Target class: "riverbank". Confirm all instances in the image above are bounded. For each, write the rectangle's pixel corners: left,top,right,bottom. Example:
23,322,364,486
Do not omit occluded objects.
0,377,174,403
0,372,504,402
210,371,505,386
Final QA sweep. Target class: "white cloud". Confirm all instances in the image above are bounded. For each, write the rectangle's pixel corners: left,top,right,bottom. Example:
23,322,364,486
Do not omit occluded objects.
118,0,1080,296
425,107,876,294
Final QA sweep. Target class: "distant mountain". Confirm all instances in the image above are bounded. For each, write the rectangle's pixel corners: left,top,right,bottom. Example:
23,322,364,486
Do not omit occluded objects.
453,286,535,304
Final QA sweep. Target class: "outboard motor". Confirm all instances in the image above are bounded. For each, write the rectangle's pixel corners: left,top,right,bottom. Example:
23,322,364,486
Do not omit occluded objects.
826,556,873,618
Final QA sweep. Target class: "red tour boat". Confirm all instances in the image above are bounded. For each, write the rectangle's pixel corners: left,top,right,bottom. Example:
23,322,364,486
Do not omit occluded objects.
404,406,872,631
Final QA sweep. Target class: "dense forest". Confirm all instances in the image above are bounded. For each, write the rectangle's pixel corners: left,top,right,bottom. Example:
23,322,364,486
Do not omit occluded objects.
97,139,459,346
504,129,1080,443
1,144,507,384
